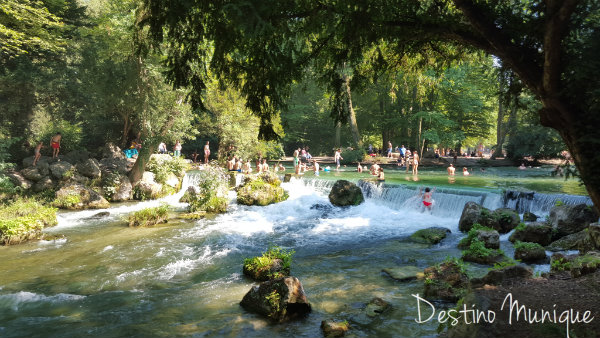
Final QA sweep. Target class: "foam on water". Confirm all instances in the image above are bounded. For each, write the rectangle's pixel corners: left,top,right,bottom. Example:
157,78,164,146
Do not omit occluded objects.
0,291,85,311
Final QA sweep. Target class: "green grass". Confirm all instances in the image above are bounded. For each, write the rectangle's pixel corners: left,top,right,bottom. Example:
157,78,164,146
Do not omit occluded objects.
514,241,544,251
127,205,169,227
0,198,57,245
52,193,81,209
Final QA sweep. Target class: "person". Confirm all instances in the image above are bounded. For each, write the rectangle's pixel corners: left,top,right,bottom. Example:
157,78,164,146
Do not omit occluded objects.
400,145,406,160
412,151,419,175
368,144,373,154
173,140,182,157
387,141,393,158
275,162,285,172
463,167,470,176
235,158,242,172
377,168,385,181
357,161,363,173
447,163,456,175
50,132,62,159
33,141,44,166
158,142,167,154
256,159,263,173
313,159,320,176
301,147,307,163
405,150,412,173
334,148,343,171
480,167,486,172
204,141,210,164
370,162,380,175
293,148,300,174
242,159,252,174
419,187,436,211
519,162,527,170
227,156,236,171
191,149,199,163
262,159,269,172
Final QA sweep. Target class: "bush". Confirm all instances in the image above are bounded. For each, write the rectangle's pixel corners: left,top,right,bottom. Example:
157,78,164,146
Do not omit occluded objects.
458,223,495,249
146,155,191,184
0,198,58,245
340,149,366,165
186,166,229,213
127,205,169,227
243,246,295,280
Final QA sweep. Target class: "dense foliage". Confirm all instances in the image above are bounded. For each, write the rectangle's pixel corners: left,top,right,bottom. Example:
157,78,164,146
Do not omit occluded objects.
0,198,57,244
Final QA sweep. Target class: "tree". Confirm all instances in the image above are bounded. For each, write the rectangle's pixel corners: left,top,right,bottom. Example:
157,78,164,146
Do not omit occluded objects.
139,0,600,208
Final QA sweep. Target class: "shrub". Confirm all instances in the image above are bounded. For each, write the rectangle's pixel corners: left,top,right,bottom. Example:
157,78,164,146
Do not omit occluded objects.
514,241,544,252
243,246,295,280
458,223,495,249
550,257,571,272
0,198,58,244
52,193,81,209
127,205,169,227
146,155,191,184
340,149,366,165
489,259,520,271
186,166,229,213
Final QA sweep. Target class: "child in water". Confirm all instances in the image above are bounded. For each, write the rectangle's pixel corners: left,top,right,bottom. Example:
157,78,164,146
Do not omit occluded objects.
419,186,436,212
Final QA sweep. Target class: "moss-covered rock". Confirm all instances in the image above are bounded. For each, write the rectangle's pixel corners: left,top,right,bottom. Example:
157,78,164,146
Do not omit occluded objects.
365,297,391,317
546,230,588,251
492,208,520,233
509,222,553,246
240,276,312,322
237,174,288,206
523,211,538,222
513,241,547,263
549,203,599,238
0,199,57,245
243,246,294,281
423,258,469,302
184,166,229,213
382,266,423,281
410,227,451,244
127,205,169,227
54,183,110,209
458,224,499,250
458,203,519,234
461,238,506,265
328,180,364,206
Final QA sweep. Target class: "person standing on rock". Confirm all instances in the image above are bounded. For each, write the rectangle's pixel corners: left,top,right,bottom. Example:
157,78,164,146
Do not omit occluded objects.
204,141,210,164
50,132,61,159
33,141,44,166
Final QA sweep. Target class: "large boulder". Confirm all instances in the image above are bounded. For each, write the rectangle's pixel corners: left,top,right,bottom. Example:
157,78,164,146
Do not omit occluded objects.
76,158,101,179
546,230,589,251
240,276,312,322
112,175,132,202
509,222,553,246
549,203,599,238
101,142,126,160
588,223,600,249
4,171,32,189
20,167,43,182
522,212,538,222
492,208,520,233
49,161,74,179
22,155,51,168
132,171,163,200
423,260,469,302
328,180,364,207
32,176,55,192
470,265,533,288
237,174,288,206
99,156,129,175
410,227,451,245
54,183,110,209
514,242,547,263
63,150,90,164
458,201,482,232
458,227,499,250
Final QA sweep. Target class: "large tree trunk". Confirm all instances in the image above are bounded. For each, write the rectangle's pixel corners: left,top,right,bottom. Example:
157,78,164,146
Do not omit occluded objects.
343,75,362,148
120,113,131,149
491,81,505,159
128,140,158,184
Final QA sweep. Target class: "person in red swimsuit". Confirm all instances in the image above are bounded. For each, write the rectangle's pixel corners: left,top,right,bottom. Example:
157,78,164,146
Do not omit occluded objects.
419,186,436,211
50,132,62,159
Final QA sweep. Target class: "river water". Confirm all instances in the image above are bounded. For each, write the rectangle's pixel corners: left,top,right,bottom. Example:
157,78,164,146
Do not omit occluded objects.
0,171,592,337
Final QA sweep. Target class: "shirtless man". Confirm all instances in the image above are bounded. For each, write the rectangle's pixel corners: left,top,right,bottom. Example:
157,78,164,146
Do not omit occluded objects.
235,158,242,172
49,132,62,159
419,187,436,211
204,141,210,164
262,159,269,172
447,163,456,175
313,159,320,176
33,141,44,166
227,156,236,171
242,160,252,174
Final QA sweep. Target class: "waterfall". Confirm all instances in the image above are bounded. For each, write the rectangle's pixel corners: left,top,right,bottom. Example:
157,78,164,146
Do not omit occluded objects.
503,190,592,214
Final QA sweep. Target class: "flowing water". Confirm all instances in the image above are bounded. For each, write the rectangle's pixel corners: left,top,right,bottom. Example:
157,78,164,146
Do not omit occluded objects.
0,170,592,337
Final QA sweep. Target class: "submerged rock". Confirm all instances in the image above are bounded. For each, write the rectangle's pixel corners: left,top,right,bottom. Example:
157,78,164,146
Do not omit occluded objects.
83,211,111,220
240,276,311,322
328,180,364,207
382,266,423,281
365,297,391,317
321,320,349,338
410,227,451,245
